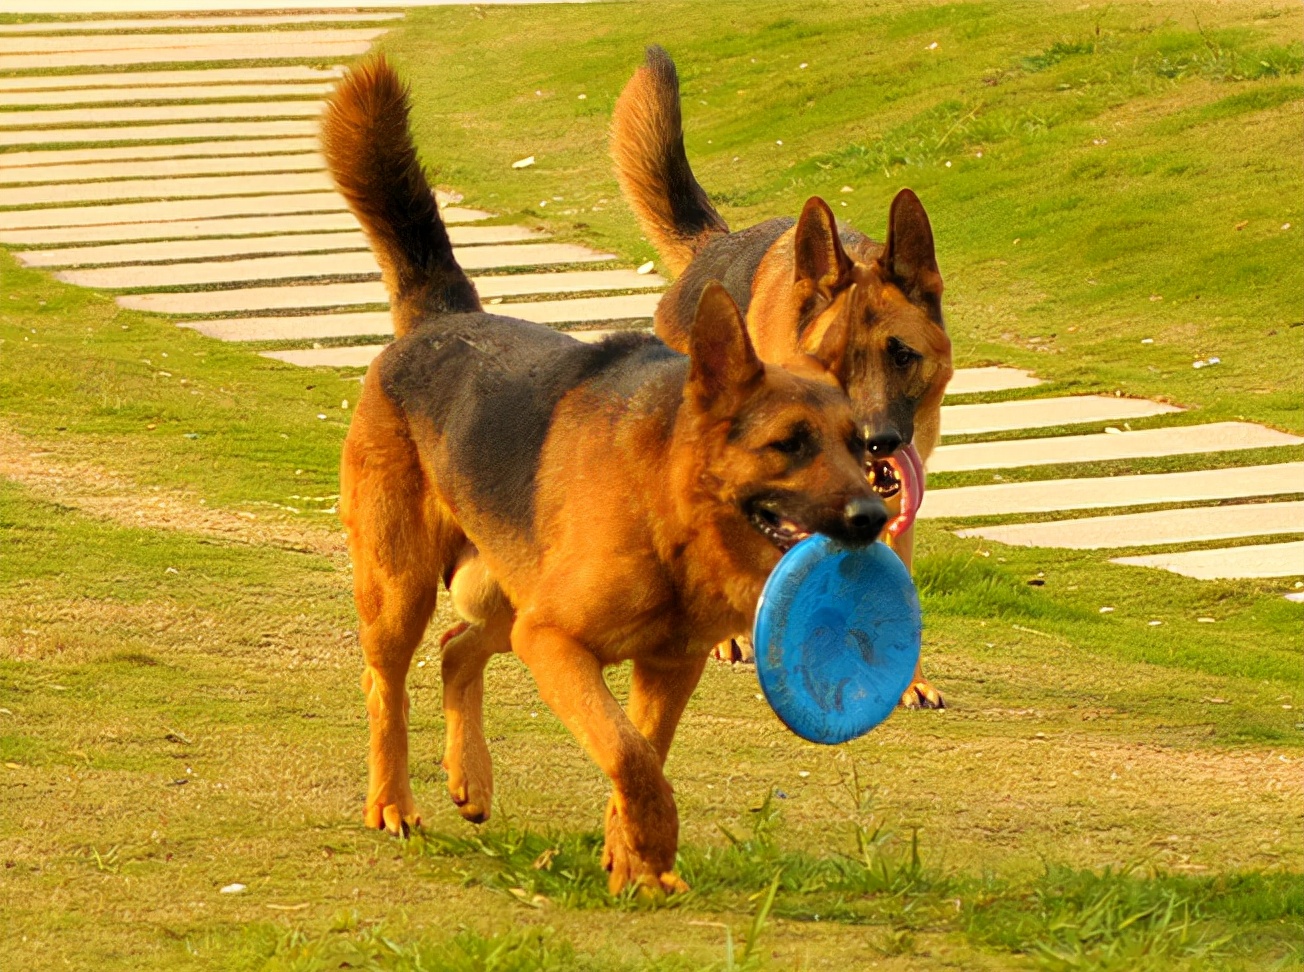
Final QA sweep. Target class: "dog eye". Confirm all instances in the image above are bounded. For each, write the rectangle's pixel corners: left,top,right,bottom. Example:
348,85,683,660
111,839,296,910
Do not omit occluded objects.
887,337,920,370
769,426,812,455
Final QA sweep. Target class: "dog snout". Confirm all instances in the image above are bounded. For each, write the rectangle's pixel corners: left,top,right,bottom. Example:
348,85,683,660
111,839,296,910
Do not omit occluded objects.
866,429,903,458
841,494,888,545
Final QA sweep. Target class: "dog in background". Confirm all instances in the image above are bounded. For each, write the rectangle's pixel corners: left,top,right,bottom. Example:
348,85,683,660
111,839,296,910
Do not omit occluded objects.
611,46,954,708
323,57,888,895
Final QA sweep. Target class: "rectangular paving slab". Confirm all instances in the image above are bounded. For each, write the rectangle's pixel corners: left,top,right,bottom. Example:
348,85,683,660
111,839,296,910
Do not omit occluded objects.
0,152,324,184
940,395,1182,436
193,295,660,342
1,210,358,246
18,225,543,267
1111,540,1304,580
929,422,1303,473
60,242,617,288
919,462,1304,519
0,206,488,246
0,100,323,128
0,170,333,207
0,14,400,32
0,191,343,230
117,269,667,315
0,119,319,148
0,137,320,169
0,82,334,108
956,501,1304,549
0,28,386,55
0,67,342,92
945,367,1042,395
0,41,372,71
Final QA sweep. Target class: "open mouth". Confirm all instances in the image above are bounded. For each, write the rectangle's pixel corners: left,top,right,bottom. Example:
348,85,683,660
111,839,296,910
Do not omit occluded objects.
747,503,813,552
868,459,901,499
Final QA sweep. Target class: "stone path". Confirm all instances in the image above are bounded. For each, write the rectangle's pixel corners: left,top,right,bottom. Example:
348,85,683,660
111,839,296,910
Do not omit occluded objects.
1,10,1299,583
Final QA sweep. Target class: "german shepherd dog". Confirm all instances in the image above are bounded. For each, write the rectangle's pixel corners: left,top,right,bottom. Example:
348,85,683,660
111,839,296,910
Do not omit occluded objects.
611,47,955,708
324,59,888,895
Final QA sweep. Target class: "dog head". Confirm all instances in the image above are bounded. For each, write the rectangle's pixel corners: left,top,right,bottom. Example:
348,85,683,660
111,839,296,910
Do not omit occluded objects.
759,191,954,470
682,282,887,567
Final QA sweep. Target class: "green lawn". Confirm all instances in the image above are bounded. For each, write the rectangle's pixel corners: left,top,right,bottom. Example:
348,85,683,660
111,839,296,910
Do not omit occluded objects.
1,2,1302,970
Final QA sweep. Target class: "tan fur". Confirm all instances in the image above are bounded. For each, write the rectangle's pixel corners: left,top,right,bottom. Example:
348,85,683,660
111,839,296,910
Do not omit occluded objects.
613,52,956,707
329,57,886,894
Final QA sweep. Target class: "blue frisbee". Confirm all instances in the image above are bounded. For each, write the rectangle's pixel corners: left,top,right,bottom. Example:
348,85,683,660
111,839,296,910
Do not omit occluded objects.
753,537,921,745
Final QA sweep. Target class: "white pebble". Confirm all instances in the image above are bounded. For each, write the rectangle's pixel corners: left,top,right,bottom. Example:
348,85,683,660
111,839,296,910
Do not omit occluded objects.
1099,606,1115,614
636,261,655,275
577,93,586,100
927,41,939,50
840,185,854,193
511,155,535,169
799,62,808,69
1141,338,1154,344
220,883,246,895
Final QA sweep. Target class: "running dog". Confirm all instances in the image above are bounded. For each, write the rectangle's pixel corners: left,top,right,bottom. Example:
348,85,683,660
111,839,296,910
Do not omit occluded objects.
324,58,888,895
611,46,954,707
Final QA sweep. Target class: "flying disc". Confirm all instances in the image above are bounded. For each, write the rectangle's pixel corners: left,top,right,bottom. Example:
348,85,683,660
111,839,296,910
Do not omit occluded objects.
753,537,921,745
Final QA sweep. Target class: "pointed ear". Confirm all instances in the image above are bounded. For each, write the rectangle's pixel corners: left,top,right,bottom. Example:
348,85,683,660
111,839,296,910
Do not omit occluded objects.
798,283,855,376
880,188,944,324
793,196,852,292
688,281,763,407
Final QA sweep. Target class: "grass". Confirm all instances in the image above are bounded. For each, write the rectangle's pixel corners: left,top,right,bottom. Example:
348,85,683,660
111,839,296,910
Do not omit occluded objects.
1,2,1302,970
376,0,1303,433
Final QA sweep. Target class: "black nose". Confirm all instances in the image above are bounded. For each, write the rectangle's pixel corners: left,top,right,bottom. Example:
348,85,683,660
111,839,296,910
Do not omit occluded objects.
867,430,903,458
842,495,888,544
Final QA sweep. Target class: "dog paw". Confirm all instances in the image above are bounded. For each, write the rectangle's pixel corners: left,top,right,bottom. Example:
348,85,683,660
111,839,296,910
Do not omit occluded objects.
365,794,421,837
444,760,492,824
899,677,945,710
601,797,686,897
711,635,755,664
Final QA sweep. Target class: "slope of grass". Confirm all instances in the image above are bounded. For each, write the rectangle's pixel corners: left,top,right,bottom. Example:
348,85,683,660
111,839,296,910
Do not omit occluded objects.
2,2,1302,970
379,0,1303,432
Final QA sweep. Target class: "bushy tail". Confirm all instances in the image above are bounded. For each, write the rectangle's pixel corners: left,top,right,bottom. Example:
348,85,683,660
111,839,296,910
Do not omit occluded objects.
321,56,480,337
610,46,729,277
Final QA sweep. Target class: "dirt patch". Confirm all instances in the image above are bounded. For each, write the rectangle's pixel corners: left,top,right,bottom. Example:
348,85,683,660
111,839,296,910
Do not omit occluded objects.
0,424,345,558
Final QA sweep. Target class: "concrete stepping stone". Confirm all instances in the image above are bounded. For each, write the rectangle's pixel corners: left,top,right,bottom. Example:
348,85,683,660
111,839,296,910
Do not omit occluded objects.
0,210,359,246
0,137,320,169
2,83,334,108
61,243,617,289
945,366,1041,395
0,101,323,128
0,170,333,207
0,14,401,32
2,191,472,231
929,422,1303,473
1110,540,1304,580
941,395,1182,436
193,294,660,343
957,501,1304,549
118,269,667,315
919,462,1304,519
19,226,543,267
0,191,343,230
0,152,324,185
0,28,386,55
0,119,318,148
0,41,372,72
0,67,342,92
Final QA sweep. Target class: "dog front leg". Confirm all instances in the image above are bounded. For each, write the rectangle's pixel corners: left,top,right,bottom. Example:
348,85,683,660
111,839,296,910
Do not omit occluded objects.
887,524,944,709
512,620,684,896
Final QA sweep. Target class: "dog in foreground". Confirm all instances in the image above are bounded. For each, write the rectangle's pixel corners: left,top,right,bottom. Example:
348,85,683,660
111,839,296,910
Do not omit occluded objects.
612,47,955,707
324,58,887,895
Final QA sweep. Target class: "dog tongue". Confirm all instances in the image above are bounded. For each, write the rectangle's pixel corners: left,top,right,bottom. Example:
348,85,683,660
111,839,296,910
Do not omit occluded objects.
886,443,925,539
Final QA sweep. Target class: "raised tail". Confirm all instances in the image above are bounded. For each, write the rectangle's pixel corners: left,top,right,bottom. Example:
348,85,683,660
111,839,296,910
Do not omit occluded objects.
320,56,480,337
610,46,729,277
